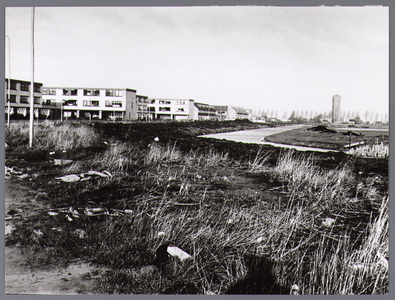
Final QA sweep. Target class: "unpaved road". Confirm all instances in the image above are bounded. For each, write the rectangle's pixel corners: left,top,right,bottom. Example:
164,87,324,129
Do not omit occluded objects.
5,176,99,295
199,124,340,152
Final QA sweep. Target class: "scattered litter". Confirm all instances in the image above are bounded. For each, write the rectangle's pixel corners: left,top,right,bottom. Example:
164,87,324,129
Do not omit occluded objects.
48,211,59,216
157,231,166,237
55,174,81,182
167,246,191,261
103,141,108,145
65,215,73,222
221,176,231,183
18,174,29,179
49,151,55,155
290,284,300,295
124,209,133,214
54,159,73,166
377,252,388,269
227,218,234,224
75,229,87,239
33,229,44,236
322,218,336,227
51,227,62,232
256,237,264,243
154,137,160,142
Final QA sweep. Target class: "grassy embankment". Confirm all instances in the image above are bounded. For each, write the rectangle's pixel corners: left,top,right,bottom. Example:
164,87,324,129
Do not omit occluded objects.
264,124,389,155
5,121,388,295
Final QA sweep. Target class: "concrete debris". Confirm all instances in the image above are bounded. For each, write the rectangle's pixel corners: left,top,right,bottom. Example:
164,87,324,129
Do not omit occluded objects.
18,174,29,179
5,225,15,235
65,215,73,222
86,170,111,178
167,246,192,261
54,159,73,166
322,217,335,227
55,174,81,182
48,211,59,216
55,170,111,183
84,207,107,216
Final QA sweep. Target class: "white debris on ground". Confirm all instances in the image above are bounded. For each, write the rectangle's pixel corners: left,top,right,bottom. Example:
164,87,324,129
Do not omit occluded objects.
167,246,192,261
55,170,112,183
322,217,336,227
53,159,73,166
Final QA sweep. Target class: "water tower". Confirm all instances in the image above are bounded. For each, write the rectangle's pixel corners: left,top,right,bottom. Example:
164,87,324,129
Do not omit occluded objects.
332,94,341,123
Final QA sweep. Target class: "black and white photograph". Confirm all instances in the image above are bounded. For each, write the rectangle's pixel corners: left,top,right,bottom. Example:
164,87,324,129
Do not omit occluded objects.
4,4,389,295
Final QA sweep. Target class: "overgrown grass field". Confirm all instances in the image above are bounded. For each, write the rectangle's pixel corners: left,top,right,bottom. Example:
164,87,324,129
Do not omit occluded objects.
5,121,388,295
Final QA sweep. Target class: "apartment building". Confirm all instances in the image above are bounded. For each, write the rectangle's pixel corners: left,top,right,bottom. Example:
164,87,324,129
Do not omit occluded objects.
192,102,219,120
148,98,195,121
41,87,138,121
213,105,249,120
136,95,149,120
4,78,48,119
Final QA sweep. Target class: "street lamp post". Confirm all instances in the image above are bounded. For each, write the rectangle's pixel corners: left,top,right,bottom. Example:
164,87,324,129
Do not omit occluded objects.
29,7,35,148
5,35,11,127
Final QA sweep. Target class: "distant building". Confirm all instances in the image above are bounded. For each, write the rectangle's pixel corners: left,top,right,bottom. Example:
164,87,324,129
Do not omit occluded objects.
4,78,45,119
212,105,249,120
193,102,218,120
41,86,138,121
332,94,341,123
148,98,195,121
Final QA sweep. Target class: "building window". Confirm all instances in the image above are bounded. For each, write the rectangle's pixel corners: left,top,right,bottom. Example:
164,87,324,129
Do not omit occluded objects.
8,95,17,103
112,101,122,108
48,89,56,95
44,99,52,105
34,97,41,104
65,99,77,106
20,83,30,91
106,89,114,96
159,107,171,112
115,90,122,97
42,88,48,95
177,100,185,105
92,89,100,96
105,100,112,107
150,99,156,104
20,96,29,103
34,85,41,93
70,89,78,95
83,89,92,96
63,89,70,95
83,100,99,107
11,82,17,90
177,108,185,112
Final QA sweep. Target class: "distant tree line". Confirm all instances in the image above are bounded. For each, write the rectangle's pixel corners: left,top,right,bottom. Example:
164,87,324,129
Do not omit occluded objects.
251,109,388,124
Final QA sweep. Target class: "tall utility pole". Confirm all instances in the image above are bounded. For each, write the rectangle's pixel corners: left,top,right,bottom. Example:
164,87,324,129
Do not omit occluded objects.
29,7,35,148
5,35,10,127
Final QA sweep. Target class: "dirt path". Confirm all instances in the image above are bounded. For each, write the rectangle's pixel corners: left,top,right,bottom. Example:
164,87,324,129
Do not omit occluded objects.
5,176,99,295
198,125,340,152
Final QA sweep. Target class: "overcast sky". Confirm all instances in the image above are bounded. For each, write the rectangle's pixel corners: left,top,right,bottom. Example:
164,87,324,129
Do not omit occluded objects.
5,6,389,117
